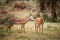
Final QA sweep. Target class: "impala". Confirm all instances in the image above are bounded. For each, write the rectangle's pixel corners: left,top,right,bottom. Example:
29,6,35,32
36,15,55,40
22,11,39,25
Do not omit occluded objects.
35,12,44,33
6,13,34,32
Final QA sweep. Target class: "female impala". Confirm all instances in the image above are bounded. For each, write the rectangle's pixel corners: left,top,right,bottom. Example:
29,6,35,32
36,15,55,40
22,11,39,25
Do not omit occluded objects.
6,13,33,32
35,12,44,33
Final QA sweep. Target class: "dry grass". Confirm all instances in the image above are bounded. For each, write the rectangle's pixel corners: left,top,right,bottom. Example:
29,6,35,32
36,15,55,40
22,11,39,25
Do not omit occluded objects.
0,21,60,40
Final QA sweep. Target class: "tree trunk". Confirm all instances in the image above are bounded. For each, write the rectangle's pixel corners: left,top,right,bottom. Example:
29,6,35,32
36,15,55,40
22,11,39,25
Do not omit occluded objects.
51,0,57,22
6,0,14,4
6,0,10,4
39,0,45,12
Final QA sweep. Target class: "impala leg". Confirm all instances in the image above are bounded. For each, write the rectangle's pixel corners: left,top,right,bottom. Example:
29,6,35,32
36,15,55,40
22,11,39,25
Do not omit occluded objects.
38,25,40,33
21,24,25,32
7,24,13,31
35,23,37,32
21,25,23,32
35,24,38,33
23,24,25,32
35,23,36,31
36,24,40,33
42,24,43,35
37,26,38,33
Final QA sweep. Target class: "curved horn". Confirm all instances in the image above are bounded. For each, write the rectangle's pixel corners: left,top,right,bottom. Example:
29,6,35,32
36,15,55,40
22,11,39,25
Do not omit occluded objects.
29,12,34,20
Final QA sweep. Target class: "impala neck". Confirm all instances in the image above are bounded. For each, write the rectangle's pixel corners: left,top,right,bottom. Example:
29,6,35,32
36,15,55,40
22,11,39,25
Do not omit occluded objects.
26,16,34,22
